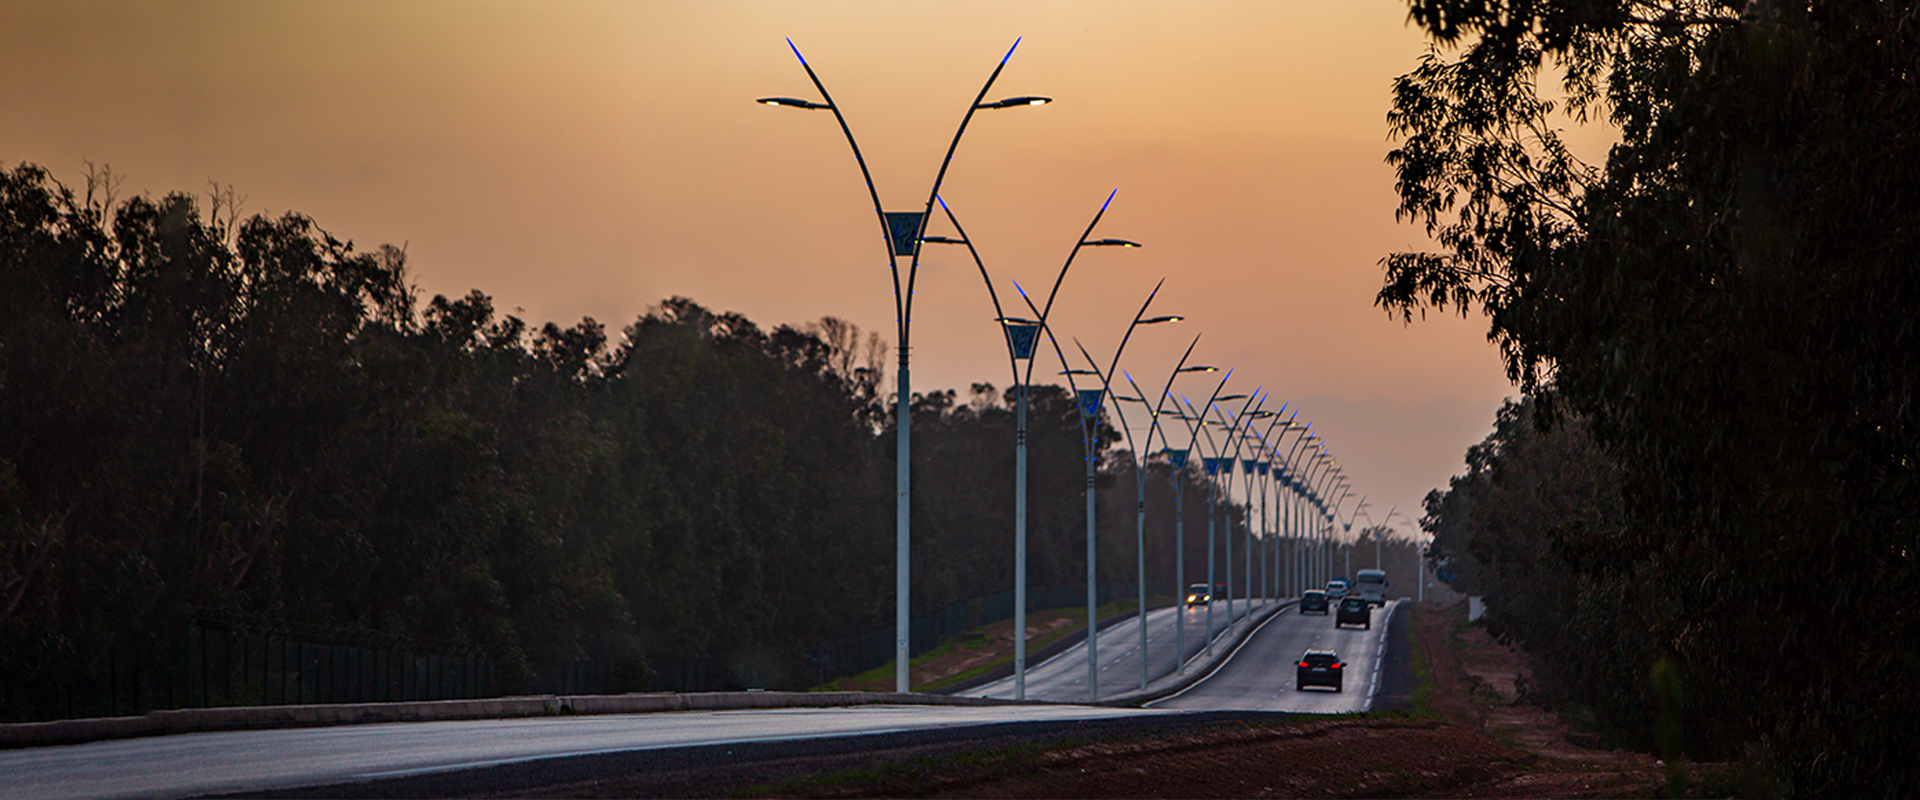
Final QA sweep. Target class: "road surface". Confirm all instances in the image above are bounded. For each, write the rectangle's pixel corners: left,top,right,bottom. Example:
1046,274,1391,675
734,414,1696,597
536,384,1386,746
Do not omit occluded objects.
1,598,1392,799
1150,599,1400,713
0,704,1179,800
964,597,1270,702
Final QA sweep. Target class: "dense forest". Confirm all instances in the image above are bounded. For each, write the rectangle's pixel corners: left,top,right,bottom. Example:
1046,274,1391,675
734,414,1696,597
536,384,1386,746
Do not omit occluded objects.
1386,0,1919,793
0,161,1281,720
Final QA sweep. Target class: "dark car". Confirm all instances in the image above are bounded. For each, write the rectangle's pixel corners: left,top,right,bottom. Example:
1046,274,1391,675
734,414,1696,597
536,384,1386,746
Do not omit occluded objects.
1336,596,1371,629
1297,649,1344,691
1299,589,1329,614
1185,583,1212,606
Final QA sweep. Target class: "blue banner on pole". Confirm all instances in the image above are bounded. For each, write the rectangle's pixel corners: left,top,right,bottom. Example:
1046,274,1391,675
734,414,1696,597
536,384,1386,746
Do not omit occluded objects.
1004,323,1040,360
1256,461,1270,476
1203,457,1225,476
884,211,925,258
1164,449,1189,470
1242,459,1260,475
1076,388,1105,418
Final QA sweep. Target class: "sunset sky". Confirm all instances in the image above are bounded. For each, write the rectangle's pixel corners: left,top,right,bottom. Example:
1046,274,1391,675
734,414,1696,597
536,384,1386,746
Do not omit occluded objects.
3,2,1607,544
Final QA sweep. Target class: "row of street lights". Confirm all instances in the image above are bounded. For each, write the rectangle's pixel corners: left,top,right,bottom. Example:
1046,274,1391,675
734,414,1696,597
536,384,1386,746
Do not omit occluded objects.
760,41,1373,699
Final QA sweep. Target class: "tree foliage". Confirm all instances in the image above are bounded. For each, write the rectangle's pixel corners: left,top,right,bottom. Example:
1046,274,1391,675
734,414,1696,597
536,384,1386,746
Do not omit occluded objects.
0,161,1227,717
1383,1,1920,792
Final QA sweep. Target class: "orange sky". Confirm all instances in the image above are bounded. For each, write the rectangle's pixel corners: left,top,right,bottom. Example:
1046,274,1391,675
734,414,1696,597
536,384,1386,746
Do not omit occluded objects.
3,1,1610,543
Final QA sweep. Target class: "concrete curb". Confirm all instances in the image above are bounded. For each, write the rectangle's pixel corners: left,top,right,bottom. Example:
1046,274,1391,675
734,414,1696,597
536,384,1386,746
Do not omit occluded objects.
0,691,1032,750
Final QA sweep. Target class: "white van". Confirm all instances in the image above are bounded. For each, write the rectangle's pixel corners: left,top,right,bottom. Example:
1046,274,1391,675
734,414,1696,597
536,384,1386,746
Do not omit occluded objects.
1355,568,1388,607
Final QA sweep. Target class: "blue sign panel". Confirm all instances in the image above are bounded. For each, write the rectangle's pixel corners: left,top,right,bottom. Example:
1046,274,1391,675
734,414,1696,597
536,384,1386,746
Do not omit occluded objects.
1203,457,1225,476
1076,388,1105,418
1005,323,1040,359
1242,459,1260,475
885,211,926,258
1164,449,1189,470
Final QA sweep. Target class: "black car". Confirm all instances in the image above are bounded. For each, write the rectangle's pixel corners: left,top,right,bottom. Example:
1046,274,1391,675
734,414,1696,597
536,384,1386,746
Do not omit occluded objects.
1297,649,1344,691
1299,589,1329,614
1335,596,1371,629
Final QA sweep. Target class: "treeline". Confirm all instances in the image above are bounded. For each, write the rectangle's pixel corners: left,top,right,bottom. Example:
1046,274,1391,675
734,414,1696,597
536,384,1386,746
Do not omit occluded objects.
0,162,1248,720
1384,1,1920,791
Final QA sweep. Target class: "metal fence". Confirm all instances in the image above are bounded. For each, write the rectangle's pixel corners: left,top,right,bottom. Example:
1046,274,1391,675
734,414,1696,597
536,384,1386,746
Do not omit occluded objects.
38,625,494,722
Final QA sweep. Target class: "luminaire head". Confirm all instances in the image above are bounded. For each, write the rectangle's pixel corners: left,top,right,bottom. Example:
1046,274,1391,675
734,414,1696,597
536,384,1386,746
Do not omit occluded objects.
1177,365,1219,373
1084,238,1142,248
1138,315,1184,324
976,95,1053,109
756,96,830,110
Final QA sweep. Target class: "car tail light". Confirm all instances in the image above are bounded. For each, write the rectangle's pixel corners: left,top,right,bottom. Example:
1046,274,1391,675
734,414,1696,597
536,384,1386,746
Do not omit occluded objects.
1335,663,1345,669
1298,661,1310,668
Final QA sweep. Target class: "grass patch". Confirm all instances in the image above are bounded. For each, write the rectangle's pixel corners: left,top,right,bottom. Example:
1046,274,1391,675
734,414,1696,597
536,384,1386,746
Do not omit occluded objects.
815,597,1174,693
1407,604,1441,720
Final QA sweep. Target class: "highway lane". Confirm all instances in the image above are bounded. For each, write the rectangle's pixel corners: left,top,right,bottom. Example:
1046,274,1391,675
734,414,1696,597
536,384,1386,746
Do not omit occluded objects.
964,597,1273,702
0,704,1182,800
1150,599,1400,713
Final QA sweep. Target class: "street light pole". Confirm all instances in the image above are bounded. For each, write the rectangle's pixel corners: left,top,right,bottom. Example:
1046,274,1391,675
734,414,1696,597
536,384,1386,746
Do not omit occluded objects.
1065,304,1189,695
1271,429,1314,597
1163,374,1239,665
1247,413,1300,603
1116,355,1214,686
1208,400,1272,624
1019,276,1155,704
1179,390,1260,651
927,194,1135,700
763,39,1049,693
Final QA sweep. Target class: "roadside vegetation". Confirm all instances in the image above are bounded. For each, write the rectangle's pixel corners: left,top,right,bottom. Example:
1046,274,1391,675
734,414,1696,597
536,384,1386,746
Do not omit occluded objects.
1382,1,1920,792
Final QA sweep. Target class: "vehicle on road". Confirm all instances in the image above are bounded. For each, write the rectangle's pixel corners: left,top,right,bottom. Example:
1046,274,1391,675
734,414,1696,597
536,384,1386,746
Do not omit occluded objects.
1325,578,1349,601
1185,583,1212,606
1355,568,1388,607
1335,596,1371,629
1299,589,1329,614
1296,649,1344,691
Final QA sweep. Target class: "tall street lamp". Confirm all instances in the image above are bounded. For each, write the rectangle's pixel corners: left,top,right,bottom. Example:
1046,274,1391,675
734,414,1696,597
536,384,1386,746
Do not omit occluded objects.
761,40,1049,692
931,193,1137,699
1270,427,1315,596
1131,368,1233,675
1246,412,1300,603
1021,280,1164,702
1206,397,1271,624
1230,413,1281,610
1176,390,1259,653
1059,292,1186,696
1115,354,1215,685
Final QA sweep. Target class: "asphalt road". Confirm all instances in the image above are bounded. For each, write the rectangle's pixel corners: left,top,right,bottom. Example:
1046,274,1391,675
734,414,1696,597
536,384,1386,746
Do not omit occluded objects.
963,598,1272,702
1149,599,1401,713
3,597,1395,799
0,704,1179,800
